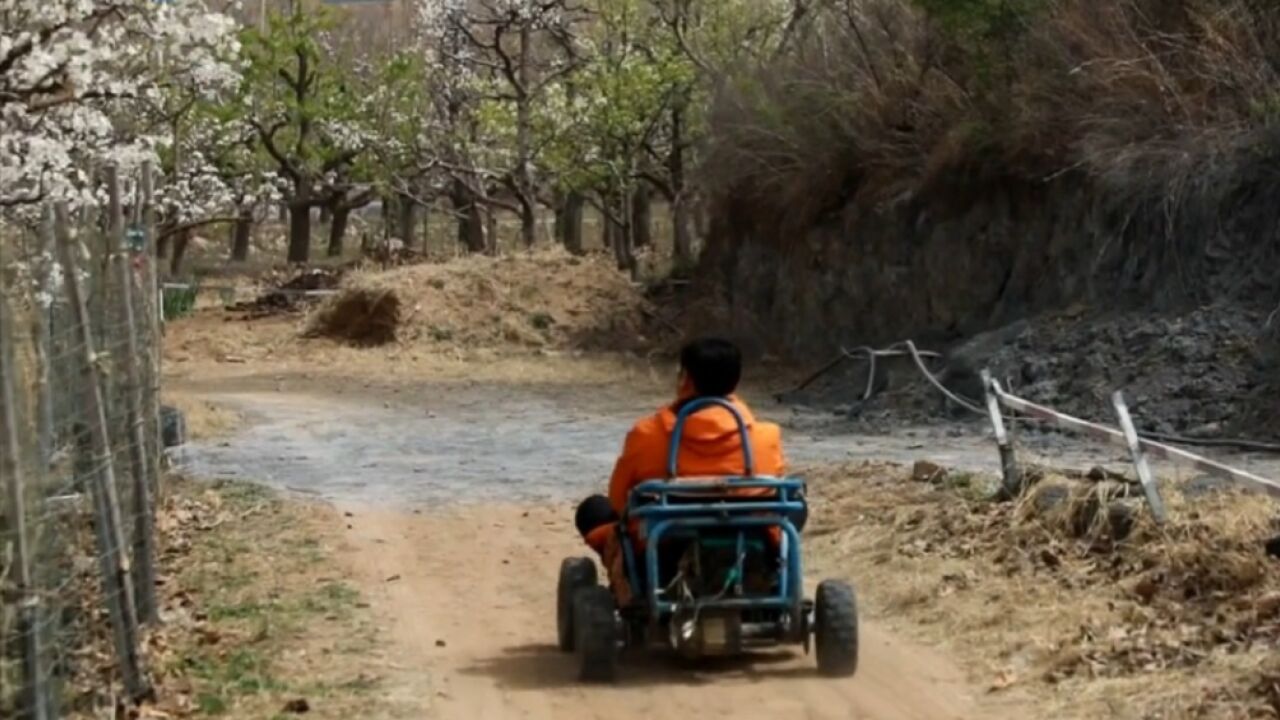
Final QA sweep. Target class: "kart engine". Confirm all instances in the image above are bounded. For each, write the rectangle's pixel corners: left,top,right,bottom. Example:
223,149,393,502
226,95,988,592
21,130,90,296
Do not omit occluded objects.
666,538,772,658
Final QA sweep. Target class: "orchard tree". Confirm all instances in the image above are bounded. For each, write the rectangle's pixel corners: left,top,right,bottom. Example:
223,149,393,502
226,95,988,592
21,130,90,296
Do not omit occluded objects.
1,0,239,214
639,0,817,266
353,49,432,251
545,0,692,271
175,101,278,264
414,0,503,254
145,4,246,270
241,4,368,263
441,0,586,248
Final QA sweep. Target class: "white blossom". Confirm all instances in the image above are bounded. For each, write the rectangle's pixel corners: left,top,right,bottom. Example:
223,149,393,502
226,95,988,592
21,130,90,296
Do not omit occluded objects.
1,0,241,215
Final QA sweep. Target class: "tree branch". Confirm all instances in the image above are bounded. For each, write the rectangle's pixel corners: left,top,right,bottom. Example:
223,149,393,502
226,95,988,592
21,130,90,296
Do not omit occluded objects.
251,118,299,180
159,216,240,240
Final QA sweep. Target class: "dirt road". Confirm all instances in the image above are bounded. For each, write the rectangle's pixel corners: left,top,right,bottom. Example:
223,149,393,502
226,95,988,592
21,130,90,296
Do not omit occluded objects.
176,377,1033,719
342,505,999,720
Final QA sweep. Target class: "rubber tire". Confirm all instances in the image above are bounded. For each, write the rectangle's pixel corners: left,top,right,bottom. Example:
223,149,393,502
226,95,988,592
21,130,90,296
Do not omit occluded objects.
814,580,859,678
557,558,598,652
574,586,618,682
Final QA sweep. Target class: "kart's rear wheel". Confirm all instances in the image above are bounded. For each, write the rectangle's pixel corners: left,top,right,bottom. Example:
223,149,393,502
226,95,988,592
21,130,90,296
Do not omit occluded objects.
574,586,618,682
814,580,859,678
557,557,598,652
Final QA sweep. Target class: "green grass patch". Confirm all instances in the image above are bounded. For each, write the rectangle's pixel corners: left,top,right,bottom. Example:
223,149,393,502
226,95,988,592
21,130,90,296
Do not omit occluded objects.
184,648,286,715
159,478,381,717
299,581,360,617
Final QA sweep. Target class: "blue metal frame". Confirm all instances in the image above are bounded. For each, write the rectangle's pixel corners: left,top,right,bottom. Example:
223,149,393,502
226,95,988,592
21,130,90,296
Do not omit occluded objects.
619,397,805,619
666,397,755,478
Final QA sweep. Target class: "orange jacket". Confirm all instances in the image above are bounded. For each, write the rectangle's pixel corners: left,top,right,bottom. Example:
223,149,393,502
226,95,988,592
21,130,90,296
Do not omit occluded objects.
586,395,786,552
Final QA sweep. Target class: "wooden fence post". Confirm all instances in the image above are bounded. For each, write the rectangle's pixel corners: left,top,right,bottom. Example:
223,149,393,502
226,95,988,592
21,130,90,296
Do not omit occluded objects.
0,248,52,720
117,253,159,623
1111,391,1168,525
53,202,150,701
140,163,164,497
112,167,159,624
982,370,1022,501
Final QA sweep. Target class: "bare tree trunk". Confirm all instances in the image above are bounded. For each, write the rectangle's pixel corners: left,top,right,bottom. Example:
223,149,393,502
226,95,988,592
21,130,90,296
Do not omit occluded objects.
557,192,585,255
319,204,332,224
609,194,635,274
453,181,486,254
672,195,694,269
398,194,417,247
632,183,652,250
288,198,312,263
621,190,635,273
156,230,170,260
669,103,693,267
486,208,499,256
381,194,394,240
230,209,253,262
466,203,486,253
516,24,536,248
602,196,616,256
519,197,536,248
421,204,432,253
327,206,350,258
169,229,191,276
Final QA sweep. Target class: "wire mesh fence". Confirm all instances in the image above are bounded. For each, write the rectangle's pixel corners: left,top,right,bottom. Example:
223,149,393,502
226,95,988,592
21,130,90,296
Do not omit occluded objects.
2,166,165,719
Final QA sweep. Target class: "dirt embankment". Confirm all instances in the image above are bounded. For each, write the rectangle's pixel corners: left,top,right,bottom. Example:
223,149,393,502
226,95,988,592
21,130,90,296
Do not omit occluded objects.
306,249,665,350
164,249,676,385
699,166,1280,436
782,305,1273,439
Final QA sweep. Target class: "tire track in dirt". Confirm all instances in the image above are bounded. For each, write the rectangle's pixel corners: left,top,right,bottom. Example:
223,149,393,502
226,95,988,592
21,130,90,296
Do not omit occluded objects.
340,505,1008,720
176,380,1033,718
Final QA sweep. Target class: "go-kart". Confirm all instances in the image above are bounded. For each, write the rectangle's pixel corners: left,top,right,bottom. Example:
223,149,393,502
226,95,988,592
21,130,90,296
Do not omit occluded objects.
556,397,859,682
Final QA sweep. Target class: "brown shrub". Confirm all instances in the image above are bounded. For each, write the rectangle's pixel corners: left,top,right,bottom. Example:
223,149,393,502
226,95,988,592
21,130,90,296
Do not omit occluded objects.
305,285,402,347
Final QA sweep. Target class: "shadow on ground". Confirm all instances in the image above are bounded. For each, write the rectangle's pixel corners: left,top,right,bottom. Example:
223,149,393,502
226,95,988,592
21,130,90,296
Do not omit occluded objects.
459,642,820,690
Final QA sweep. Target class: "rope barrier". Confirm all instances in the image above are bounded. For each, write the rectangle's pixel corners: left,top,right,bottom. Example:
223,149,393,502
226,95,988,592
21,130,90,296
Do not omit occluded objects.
783,338,1280,454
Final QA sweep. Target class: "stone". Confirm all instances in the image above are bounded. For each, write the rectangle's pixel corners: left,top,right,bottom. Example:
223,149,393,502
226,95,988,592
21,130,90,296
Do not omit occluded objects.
912,460,947,484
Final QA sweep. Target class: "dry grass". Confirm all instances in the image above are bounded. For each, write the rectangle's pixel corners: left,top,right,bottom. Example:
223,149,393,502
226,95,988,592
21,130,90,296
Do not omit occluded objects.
805,461,1280,719
706,0,1280,237
304,284,402,347
161,247,679,390
309,248,656,351
162,391,242,442
162,309,677,399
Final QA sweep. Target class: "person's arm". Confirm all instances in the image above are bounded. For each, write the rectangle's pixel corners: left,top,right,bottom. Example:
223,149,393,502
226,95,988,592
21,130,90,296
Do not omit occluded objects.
608,428,643,515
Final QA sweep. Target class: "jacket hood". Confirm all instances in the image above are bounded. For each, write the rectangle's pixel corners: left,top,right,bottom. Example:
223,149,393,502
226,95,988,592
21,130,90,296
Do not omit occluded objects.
657,395,756,471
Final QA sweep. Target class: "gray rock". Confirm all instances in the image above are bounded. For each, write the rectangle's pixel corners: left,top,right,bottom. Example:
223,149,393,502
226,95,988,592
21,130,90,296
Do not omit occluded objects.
1031,484,1071,515
1182,475,1232,498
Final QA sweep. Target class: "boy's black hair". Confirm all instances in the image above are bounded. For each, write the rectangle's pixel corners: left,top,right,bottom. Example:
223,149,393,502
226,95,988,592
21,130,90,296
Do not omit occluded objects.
679,337,742,397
